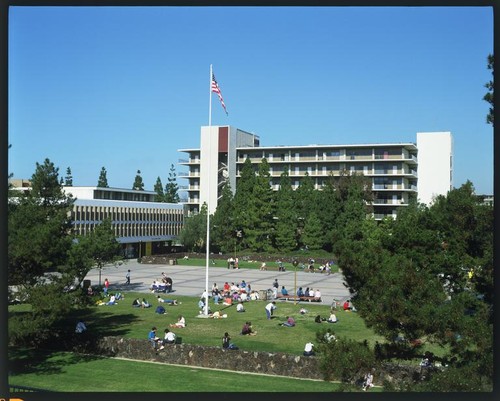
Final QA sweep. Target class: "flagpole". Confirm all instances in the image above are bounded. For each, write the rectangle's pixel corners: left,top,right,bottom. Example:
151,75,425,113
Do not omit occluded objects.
204,64,212,316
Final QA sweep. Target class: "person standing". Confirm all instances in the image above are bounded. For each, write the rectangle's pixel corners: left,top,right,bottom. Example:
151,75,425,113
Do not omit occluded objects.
103,278,110,295
125,270,131,285
265,301,277,320
272,278,279,289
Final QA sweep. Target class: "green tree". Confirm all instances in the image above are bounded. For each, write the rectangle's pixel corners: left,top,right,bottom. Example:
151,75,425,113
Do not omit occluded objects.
333,181,493,390
97,167,109,188
8,159,75,285
153,177,165,202
64,167,73,186
316,335,376,385
232,158,257,251
132,170,144,191
211,181,236,254
483,53,494,126
178,204,207,252
294,172,316,223
8,159,126,345
8,159,76,343
317,173,343,252
73,217,123,287
300,211,323,251
164,164,180,203
331,171,374,247
247,158,275,252
273,167,298,252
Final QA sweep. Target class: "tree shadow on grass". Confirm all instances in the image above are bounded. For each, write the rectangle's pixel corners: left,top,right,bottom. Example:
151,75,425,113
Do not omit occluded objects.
9,310,141,377
8,347,108,376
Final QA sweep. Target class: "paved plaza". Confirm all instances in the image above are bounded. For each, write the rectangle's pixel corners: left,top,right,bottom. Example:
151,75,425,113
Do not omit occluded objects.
84,259,352,304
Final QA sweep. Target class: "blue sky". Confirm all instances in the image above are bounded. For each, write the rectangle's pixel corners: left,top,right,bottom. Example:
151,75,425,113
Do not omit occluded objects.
8,6,494,195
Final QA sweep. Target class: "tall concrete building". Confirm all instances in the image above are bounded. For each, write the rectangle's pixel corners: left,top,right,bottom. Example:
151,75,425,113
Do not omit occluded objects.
415,132,454,205
178,126,453,220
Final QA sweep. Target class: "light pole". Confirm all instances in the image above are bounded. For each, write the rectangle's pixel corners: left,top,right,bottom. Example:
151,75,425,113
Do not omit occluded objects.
292,258,298,305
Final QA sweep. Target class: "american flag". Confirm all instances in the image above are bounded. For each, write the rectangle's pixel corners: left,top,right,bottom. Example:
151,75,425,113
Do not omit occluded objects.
211,73,228,115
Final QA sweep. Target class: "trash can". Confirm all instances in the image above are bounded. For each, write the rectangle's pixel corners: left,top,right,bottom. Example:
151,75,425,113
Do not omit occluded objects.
259,290,268,301
83,279,91,290
169,259,174,265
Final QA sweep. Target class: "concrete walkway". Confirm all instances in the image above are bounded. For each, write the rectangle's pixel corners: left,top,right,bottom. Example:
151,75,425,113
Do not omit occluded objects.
84,259,352,305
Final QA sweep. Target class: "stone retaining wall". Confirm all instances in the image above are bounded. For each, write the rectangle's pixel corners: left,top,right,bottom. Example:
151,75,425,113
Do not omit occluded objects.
70,336,427,386
87,336,324,380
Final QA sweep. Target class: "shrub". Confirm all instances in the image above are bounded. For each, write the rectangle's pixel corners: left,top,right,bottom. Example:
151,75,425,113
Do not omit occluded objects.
317,335,377,384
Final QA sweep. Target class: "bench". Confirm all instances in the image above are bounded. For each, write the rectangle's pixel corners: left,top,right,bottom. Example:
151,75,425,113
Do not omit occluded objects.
276,294,322,303
259,266,287,272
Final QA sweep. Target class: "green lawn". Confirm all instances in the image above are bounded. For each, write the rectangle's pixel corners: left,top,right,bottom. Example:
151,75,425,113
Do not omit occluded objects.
46,291,384,354
174,256,340,273
9,348,377,392
9,290,386,392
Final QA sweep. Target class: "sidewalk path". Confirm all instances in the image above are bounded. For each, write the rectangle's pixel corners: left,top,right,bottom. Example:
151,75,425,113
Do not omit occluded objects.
84,259,351,304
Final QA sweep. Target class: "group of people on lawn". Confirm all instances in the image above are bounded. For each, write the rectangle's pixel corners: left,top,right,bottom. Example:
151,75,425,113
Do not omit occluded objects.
148,326,178,350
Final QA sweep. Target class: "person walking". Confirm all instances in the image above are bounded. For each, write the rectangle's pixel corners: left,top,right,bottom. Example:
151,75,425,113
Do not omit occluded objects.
125,270,131,285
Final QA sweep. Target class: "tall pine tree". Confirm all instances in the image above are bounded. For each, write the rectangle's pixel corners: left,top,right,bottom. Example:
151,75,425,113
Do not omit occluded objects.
97,167,109,188
164,164,180,203
153,177,165,202
132,170,144,191
274,167,297,252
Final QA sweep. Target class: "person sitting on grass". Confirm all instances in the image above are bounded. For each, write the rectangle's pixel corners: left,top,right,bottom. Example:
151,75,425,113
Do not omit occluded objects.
303,341,315,356
162,328,176,345
362,371,375,391
75,320,87,334
148,327,162,350
324,328,336,342
170,315,186,328
249,291,260,301
222,332,239,350
141,298,151,308
241,321,257,336
106,294,117,305
236,301,245,312
327,312,338,323
132,298,141,307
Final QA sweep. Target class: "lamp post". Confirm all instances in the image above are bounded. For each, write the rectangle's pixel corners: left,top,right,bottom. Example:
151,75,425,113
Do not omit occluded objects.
292,258,298,305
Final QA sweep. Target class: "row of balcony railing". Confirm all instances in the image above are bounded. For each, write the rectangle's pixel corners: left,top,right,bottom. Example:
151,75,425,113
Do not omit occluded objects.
73,222,183,238
179,169,418,178
180,154,418,164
